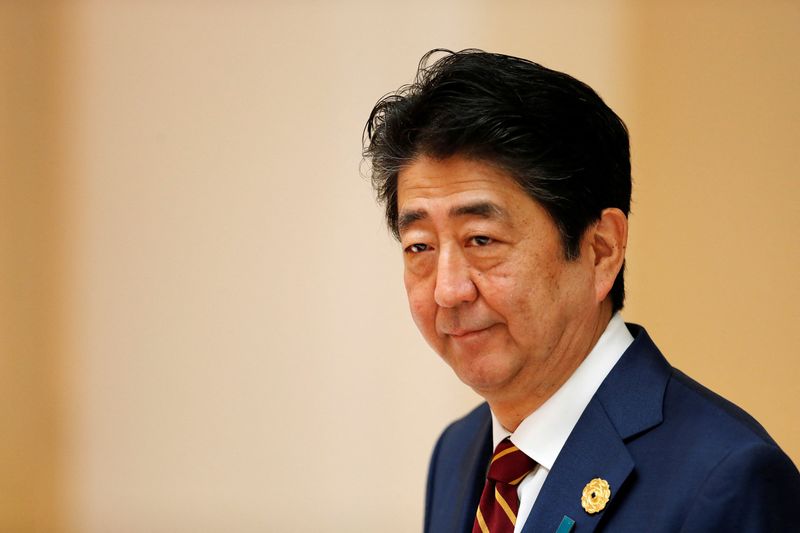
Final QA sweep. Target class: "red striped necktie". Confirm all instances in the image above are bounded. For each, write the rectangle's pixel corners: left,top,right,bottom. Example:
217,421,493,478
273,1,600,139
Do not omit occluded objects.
473,437,537,533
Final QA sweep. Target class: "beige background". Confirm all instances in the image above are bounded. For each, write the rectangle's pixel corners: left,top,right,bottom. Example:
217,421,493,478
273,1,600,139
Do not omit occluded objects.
2,1,798,531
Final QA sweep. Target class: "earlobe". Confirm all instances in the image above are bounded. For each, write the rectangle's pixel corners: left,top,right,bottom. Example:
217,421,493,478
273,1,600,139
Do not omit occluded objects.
591,208,628,302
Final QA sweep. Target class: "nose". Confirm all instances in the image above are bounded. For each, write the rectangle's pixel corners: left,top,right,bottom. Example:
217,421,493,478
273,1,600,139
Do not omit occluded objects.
434,247,478,308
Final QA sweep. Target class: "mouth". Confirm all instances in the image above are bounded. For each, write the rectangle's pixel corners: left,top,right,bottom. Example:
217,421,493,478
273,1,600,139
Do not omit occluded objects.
444,324,495,340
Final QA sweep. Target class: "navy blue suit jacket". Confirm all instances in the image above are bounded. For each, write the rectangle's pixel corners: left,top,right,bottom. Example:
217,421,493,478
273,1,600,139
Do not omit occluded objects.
424,324,800,532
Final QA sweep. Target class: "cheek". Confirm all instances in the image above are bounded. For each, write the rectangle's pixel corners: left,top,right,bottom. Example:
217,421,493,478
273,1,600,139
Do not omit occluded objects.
481,260,541,309
404,275,436,330
407,296,431,326
479,256,564,335
479,274,518,310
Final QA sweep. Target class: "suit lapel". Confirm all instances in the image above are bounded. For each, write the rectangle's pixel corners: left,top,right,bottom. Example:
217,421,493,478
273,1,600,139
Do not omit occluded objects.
520,399,634,533
521,325,671,533
456,409,493,533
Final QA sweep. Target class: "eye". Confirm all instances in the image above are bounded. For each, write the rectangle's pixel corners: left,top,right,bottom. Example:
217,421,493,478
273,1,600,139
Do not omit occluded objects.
468,235,493,247
405,243,429,254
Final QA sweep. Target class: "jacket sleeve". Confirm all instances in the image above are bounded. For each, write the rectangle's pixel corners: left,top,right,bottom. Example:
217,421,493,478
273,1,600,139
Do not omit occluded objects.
679,441,800,532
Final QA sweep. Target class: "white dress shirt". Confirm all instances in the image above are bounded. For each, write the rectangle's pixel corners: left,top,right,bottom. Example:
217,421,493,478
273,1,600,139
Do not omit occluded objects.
490,312,634,532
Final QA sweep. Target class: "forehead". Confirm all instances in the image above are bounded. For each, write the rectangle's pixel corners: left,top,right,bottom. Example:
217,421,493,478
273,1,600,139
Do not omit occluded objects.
397,155,528,210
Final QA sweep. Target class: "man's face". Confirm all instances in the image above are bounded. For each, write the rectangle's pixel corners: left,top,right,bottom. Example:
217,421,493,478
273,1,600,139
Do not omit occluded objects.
397,155,600,401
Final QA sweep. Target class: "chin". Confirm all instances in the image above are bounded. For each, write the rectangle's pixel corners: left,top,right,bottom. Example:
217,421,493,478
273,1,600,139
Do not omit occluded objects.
451,354,517,394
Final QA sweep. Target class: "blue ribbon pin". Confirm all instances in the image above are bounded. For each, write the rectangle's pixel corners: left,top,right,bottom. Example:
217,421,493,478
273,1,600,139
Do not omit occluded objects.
555,515,576,533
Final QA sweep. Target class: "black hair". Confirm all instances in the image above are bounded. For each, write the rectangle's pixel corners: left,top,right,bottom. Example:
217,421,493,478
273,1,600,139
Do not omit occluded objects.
363,49,631,311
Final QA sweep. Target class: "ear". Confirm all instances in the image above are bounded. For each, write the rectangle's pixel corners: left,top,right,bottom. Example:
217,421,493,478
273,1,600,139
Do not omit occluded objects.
588,208,628,304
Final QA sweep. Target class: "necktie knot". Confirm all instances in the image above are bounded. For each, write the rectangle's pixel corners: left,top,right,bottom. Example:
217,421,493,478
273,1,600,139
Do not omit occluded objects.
487,438,536,486
473,438,537,533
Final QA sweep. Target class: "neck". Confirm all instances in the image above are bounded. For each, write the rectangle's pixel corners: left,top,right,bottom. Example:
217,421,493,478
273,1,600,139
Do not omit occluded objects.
488,302,614,432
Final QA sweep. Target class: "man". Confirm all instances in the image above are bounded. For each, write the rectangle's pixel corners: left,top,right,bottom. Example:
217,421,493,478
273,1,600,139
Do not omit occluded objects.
363,49,800,532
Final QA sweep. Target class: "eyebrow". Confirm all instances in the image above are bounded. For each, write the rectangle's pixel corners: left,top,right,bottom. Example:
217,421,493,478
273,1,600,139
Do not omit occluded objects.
397,201,509,233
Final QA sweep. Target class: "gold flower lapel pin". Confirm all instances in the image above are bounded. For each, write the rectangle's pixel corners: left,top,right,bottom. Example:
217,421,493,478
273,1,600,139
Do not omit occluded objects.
581,478,611,514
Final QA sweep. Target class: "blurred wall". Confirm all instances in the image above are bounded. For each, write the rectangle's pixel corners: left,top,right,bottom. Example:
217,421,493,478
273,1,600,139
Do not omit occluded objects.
1,1,797,531
624,0,800,471
0,2,63,531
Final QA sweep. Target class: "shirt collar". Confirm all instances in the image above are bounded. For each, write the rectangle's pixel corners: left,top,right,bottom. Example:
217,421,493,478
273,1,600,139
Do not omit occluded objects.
491,312,634,470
